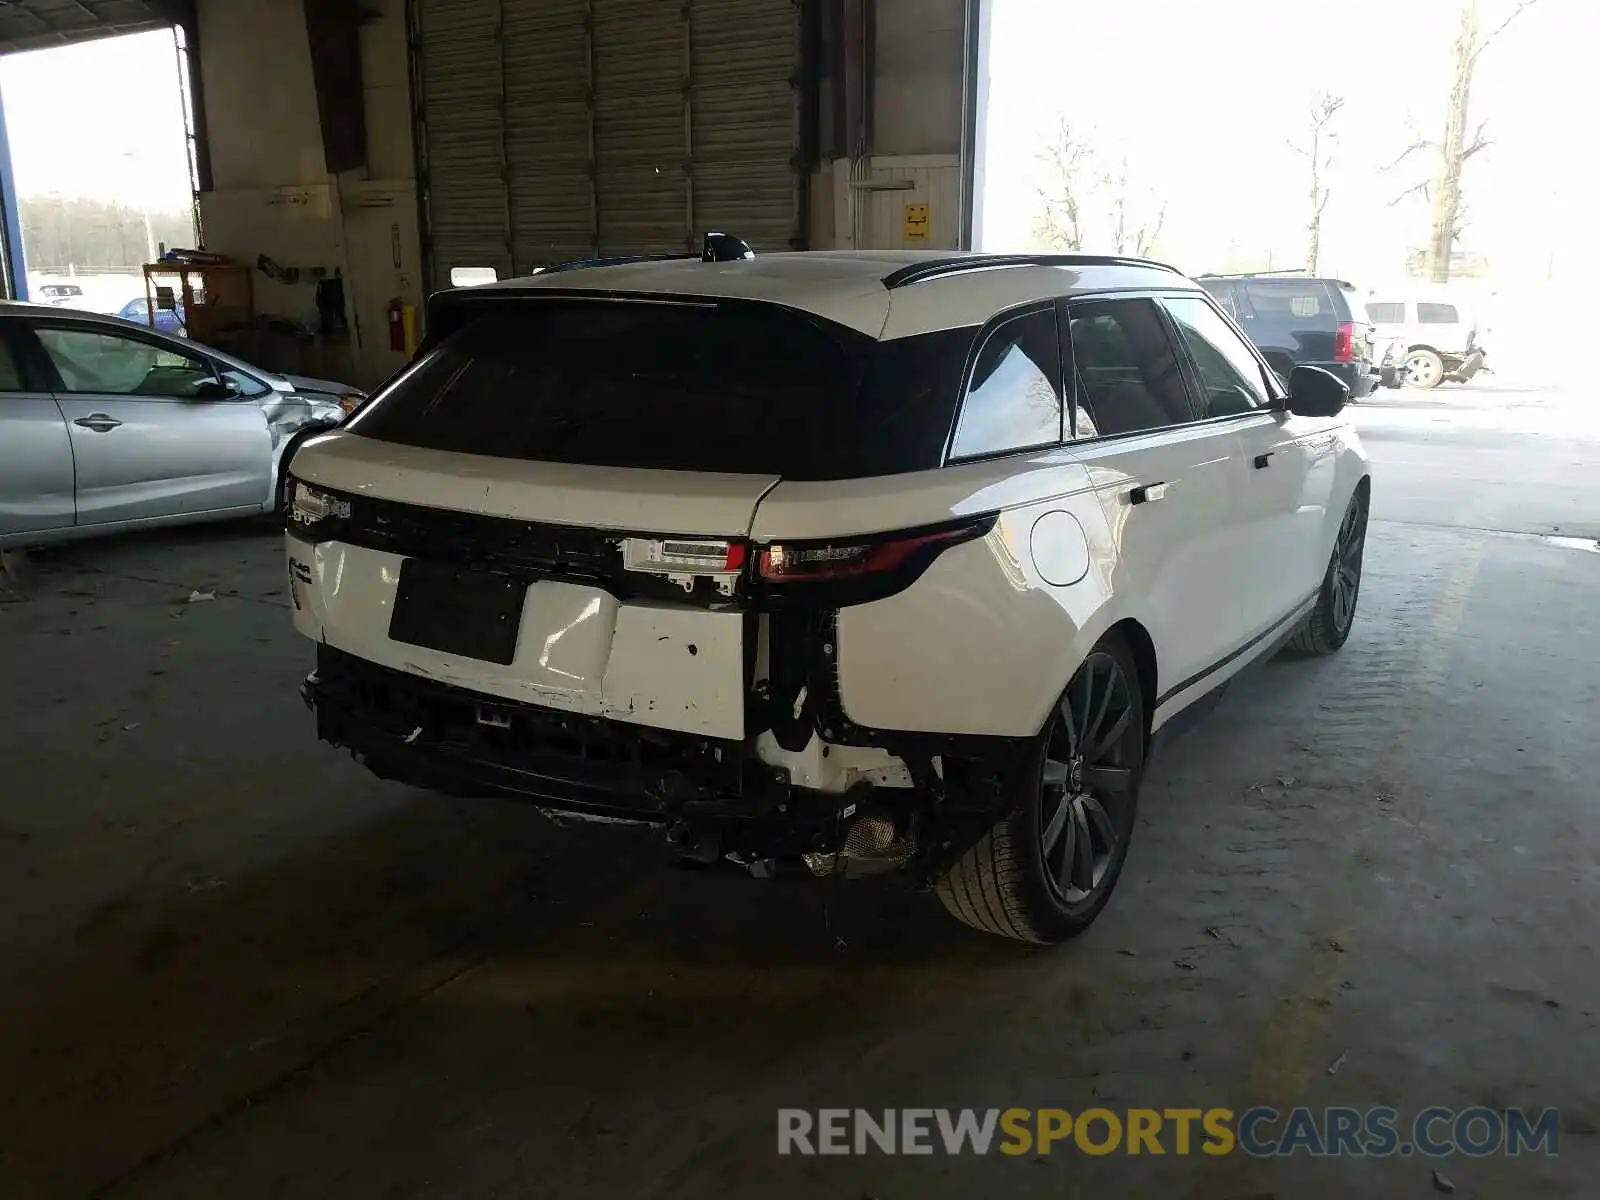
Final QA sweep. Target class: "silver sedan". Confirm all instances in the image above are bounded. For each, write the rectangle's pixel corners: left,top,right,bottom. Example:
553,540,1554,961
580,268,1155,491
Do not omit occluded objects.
0,302,364,550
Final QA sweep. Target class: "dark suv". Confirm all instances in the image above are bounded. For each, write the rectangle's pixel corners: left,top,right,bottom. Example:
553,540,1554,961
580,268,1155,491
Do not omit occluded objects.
1197,273,1382,400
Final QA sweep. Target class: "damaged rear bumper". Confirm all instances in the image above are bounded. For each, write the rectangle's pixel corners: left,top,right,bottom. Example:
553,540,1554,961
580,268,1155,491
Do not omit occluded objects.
304,645,869,861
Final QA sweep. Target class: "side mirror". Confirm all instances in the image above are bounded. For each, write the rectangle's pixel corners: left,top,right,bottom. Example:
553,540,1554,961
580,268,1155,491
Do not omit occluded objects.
191,379,237,401
1285,364,1349,417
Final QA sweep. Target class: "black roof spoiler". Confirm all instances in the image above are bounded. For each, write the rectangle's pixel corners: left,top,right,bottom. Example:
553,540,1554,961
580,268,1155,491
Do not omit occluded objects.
420,233,758,351
882,253,1181,290
532,232,754,277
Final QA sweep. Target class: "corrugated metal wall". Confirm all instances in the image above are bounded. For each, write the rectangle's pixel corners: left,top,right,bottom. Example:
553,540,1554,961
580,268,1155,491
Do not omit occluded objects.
413,0,802,287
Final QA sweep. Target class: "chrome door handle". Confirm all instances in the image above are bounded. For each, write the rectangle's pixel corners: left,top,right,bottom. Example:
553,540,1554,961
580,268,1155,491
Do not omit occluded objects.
1129,481,1167,505
73,414,122,432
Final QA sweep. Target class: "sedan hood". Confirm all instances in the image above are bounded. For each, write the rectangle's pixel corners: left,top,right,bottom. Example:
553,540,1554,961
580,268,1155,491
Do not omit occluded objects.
280,373,359,396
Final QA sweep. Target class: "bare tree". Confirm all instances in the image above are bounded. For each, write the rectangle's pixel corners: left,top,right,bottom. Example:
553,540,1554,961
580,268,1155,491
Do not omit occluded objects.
1032,120,1166,256
1102,158,1166,257
1387,0,1541,281
1288,92,1345,274
1033,118,1090,251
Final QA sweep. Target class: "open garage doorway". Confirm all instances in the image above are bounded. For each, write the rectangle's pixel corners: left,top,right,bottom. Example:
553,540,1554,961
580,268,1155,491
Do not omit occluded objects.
0,26,197,320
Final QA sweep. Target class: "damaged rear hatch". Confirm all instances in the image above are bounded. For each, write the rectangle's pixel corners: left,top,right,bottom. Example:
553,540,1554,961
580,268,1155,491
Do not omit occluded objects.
287,294,931,742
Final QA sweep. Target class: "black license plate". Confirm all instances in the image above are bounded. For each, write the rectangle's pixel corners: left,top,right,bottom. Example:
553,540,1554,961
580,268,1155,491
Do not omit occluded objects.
388,559,526,665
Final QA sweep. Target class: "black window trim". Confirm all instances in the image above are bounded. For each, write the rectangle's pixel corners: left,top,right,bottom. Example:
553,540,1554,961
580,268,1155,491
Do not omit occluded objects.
0,316,51,392
1059,290,1215,448
940,299,1066,467
21,316,227,398
1156,292,1288,429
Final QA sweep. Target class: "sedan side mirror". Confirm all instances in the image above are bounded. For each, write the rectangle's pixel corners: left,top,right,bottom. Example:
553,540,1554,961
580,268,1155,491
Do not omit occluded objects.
1285,364,1349,417
190,379,238,401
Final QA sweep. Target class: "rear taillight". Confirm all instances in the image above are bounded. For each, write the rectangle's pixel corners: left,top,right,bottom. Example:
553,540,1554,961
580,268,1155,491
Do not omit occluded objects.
1334,322,1355,362
621,538,747,594
757,519,992,584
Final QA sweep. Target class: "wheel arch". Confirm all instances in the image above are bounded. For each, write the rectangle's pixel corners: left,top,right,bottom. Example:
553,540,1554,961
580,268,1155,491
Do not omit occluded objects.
1105,617,1157,741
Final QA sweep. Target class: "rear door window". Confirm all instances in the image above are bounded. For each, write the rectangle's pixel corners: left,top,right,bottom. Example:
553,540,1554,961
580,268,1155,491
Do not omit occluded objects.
1365,302,1405,324
948,307,1062,459
347,299,962,481
1417,303,1459,324
1066,298,1198,438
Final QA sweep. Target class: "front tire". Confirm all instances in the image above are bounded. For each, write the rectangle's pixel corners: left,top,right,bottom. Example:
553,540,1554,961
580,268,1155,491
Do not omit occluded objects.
1289,488,1368,655
937,634,1145,944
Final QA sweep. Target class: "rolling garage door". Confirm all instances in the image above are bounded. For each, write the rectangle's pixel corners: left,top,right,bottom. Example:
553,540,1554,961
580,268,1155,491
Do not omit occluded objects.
413,0,803,287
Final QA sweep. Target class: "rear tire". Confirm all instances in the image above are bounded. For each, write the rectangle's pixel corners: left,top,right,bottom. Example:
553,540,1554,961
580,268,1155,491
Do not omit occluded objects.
937,634,1145,944
1404,348,1445,389
1288,487,1368,655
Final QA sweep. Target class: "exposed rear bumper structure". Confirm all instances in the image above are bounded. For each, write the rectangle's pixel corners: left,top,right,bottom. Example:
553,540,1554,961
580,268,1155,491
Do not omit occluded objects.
304,645,866,862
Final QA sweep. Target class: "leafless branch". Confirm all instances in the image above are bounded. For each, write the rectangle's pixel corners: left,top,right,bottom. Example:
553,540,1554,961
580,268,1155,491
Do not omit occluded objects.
1461,119,1492,159
1473,0,1541,62
1134,202,1167,258
1310,93,1346,128
1388,180,1431,207
1286,138,1310,159
1381,139,1433,171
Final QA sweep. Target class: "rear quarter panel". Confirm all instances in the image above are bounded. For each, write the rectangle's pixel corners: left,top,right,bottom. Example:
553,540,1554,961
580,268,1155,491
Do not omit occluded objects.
768,453,1126,738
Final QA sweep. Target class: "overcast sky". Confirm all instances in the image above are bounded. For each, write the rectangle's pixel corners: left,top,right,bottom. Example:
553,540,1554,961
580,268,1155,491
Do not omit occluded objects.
979,0,1586,289
0,28,193,215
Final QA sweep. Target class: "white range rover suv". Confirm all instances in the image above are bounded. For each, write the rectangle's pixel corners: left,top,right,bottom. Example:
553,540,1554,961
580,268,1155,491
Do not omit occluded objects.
286,247,1371,944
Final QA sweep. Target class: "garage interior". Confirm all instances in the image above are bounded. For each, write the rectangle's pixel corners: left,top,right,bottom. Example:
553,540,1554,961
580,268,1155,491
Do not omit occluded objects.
1,2,1597,1197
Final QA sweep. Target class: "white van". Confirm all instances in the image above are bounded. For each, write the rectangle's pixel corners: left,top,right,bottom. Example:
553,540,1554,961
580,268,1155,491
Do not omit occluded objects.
1362,294,1486,389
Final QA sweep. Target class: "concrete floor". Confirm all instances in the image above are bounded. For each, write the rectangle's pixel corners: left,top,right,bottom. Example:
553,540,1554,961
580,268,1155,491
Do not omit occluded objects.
2,379,1597,1198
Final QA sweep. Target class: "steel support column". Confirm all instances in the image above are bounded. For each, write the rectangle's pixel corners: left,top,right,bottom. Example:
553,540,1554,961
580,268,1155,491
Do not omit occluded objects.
0,82,25,300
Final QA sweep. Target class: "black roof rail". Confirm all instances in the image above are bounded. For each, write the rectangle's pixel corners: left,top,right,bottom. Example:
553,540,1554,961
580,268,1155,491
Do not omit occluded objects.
882,253,1181,290
1196,269,1356,289
1195,269,1310,279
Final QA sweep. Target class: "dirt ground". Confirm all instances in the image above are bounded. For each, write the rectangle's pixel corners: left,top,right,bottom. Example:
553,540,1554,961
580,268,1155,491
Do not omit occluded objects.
1,382,1596,1198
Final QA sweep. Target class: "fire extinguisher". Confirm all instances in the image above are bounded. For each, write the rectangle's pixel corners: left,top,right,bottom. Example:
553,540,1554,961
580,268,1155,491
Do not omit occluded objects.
386,298,405,353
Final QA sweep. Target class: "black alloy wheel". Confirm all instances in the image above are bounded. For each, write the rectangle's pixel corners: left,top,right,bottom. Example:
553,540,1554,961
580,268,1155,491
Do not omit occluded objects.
1289,487,1369,656
1038,651,1138,907
1329,495,1366,638
937,633,1145,943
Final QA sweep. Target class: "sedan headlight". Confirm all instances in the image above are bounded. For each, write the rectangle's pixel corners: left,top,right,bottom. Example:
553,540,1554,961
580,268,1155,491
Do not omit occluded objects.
288,480,351,528
338,392,365,415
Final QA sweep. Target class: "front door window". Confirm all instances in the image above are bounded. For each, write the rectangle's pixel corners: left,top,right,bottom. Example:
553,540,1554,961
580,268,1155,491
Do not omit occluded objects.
36,327,217,398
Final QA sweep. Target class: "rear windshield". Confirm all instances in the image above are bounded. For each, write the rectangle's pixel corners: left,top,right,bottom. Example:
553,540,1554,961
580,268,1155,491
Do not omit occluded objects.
1243,280,1341,322
348,299,967,480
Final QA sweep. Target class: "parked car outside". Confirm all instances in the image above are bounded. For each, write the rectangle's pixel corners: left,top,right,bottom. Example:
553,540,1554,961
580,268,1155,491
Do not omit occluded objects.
1362,294,1486,388
0,302,365,550
116,295,187,337
286,248,1371,944
1197,272,1382,401
37,283,87,307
